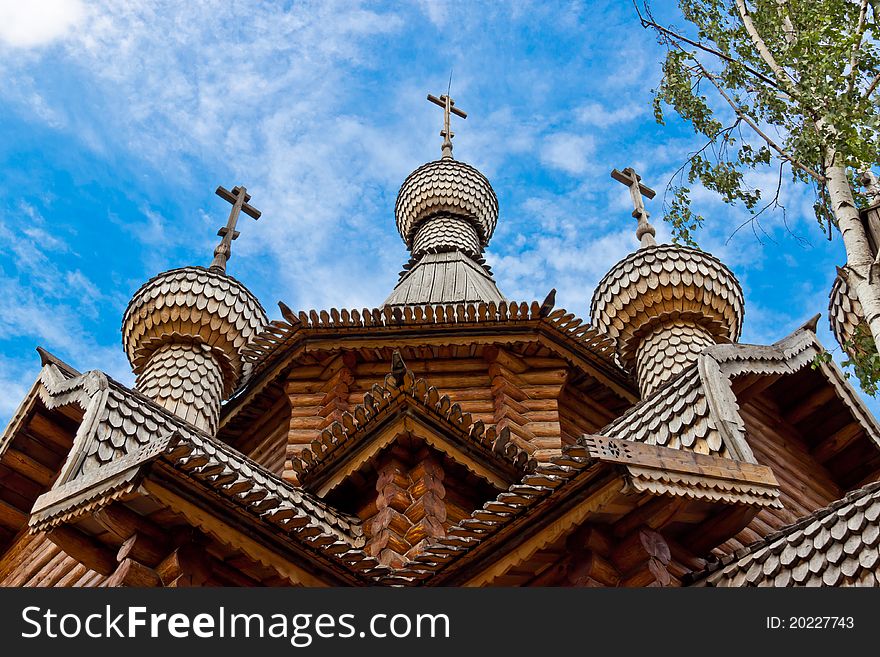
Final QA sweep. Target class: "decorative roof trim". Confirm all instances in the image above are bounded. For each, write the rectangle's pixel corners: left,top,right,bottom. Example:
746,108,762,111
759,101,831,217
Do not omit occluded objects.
595,320,880,465
706,324,880,454
24,364,363,547
221,301,635,430
373,435,780,585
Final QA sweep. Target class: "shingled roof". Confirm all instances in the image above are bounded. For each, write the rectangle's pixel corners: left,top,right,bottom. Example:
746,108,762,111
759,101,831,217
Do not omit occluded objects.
16,359,364,548
691,481,880,587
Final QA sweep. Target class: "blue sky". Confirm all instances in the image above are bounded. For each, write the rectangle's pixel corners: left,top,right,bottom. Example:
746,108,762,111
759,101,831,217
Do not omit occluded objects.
0,0,874,425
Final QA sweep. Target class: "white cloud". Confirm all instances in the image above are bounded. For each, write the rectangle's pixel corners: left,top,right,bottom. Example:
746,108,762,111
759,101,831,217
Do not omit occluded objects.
576,101,645,128
416,0,448,27
0,0,85,48
540,133,596,175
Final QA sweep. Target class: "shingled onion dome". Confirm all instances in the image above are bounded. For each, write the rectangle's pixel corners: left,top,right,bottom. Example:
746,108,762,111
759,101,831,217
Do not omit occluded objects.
591,169,744,398
384,92,505,306
829,270,867,360
121,186,268,434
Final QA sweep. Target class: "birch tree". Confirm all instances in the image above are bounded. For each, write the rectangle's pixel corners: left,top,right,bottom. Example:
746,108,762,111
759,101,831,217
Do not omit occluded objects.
638,0,880,389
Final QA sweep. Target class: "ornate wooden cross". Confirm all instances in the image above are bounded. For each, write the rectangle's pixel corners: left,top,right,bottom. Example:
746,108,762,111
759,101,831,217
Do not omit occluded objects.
427,92,467,159
209,185,261,272
611,167,657,248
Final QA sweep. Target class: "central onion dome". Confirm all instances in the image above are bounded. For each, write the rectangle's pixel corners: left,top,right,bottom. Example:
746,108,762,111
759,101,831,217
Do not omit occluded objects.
590,169,744,398
395,158,498,258
384,94,505,307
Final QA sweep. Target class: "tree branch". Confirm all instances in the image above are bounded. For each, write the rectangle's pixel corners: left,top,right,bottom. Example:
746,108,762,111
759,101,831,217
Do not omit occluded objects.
734,0,800,98
633,1,786,93
865,71,880,98
693,59,825,182
846,0,870,97
775,0,797,46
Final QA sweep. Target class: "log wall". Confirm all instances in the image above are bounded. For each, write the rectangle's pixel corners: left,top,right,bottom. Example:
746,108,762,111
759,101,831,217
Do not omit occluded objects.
719,395,843,553
0,531,106,587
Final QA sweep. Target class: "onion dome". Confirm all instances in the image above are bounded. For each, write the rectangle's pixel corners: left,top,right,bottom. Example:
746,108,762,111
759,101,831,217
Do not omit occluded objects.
121,185,267,433
384,93,504,307
395,158,498,254
829,271,863,356
122,266,267,433
591,169,744,398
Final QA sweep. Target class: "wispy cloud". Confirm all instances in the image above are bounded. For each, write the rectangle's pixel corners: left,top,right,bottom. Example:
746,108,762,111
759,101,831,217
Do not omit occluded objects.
540,133,597,175
576,101,645,128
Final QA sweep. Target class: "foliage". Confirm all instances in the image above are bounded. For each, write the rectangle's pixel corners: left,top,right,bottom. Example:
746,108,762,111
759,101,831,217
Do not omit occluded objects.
641,0,880,392
814,322,880,395
642,0,880,237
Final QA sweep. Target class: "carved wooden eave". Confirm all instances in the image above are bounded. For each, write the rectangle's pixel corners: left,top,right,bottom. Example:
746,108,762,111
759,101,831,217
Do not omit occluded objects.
0,352,83,553
290,365,536,495
691,480,880,587
708,323,880,483
374,435,781,587
220,301,639,439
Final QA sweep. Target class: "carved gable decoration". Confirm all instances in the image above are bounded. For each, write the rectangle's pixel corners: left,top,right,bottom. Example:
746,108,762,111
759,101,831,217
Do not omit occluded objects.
290,354,537,495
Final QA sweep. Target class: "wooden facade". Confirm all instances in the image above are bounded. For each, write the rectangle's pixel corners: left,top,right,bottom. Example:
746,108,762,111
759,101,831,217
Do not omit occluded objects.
3,125,880,587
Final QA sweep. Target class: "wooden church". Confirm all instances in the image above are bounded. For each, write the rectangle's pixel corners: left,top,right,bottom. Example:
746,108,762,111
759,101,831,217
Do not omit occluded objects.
2,93,880,587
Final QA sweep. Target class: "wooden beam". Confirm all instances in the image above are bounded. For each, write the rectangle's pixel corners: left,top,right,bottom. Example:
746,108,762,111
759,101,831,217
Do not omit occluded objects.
811,421,864,463
95,503,167,543
584,435,779,488
116,532,168,567
463,476,624,586
1,448,54,486
732,373,780,405
785,385,838,425
27,412,76,451
612,496,689,538
106,558,162,587
142,479,335,587
680,504,757,556
46,526,117,576
0,498,26,530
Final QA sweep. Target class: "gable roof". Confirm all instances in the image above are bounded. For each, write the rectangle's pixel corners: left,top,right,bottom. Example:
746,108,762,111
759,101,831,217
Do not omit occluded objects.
289,356,536,493
599,321,880,467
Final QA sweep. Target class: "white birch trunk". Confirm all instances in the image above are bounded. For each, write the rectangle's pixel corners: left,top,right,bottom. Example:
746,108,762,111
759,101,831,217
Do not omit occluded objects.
826,150,880,349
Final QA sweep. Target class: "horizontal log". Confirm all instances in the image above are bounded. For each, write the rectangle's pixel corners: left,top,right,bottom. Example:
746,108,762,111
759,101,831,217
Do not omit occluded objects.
612,527,671,574
3,448,54,486
0,497,27,530
47,527,116,576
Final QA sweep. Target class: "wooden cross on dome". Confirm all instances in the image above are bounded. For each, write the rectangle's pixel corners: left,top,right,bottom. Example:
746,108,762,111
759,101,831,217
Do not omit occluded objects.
428,92,467,159
209,185,262,273
611,167,657,248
